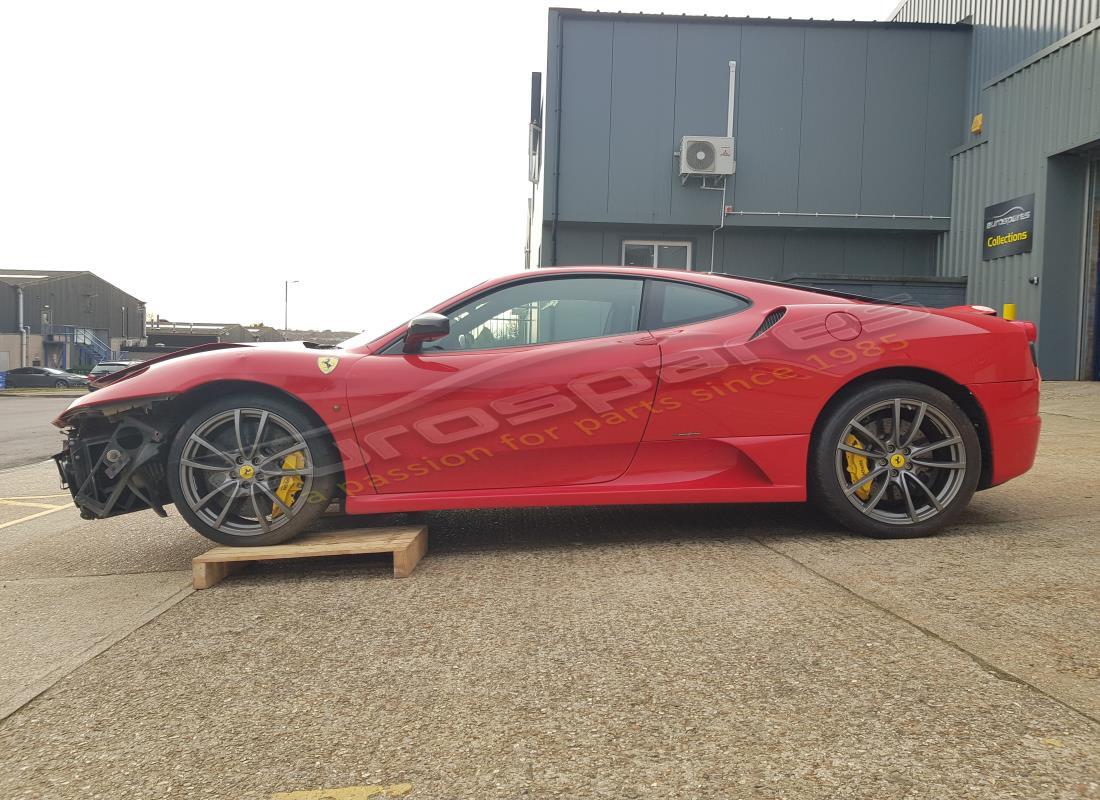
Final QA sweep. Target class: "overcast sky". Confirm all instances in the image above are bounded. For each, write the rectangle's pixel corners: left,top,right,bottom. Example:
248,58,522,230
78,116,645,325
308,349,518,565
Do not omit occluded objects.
0,0,888,338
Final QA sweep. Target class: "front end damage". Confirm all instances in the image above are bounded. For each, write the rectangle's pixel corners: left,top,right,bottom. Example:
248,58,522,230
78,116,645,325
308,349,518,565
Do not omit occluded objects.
54,402,174,520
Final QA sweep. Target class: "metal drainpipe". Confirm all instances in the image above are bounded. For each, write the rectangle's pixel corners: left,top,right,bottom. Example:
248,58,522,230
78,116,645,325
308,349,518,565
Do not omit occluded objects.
710,61,737,272
17,286,29,367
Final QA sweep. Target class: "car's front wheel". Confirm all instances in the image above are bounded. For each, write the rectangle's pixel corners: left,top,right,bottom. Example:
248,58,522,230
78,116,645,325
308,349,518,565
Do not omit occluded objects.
167,393,339,546
811,380,981,539
54,380,68,388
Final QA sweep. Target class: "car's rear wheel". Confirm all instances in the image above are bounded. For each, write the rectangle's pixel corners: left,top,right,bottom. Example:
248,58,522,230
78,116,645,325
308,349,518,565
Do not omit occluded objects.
811,380,981,538
167,393,339,546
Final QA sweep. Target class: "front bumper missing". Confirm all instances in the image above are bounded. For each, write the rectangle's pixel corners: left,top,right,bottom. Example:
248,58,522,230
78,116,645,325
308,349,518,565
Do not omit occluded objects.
54,413,172,520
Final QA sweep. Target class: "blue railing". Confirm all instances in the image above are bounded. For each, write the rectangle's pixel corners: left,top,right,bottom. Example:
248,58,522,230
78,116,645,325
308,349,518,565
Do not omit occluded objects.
45,325,120,369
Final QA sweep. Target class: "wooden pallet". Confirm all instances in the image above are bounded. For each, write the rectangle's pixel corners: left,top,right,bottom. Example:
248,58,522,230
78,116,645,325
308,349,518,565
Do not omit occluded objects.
191,525,427,589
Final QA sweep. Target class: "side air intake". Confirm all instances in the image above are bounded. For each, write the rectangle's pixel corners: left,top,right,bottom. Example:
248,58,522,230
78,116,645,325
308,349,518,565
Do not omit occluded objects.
749,307,786,340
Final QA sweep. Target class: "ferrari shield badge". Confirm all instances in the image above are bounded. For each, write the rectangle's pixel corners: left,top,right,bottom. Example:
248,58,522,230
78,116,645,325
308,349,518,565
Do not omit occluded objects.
317,356,340,375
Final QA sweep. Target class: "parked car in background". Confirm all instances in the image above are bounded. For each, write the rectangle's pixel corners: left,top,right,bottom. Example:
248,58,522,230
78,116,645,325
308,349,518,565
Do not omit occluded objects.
3,367,90,389
87,361,143,391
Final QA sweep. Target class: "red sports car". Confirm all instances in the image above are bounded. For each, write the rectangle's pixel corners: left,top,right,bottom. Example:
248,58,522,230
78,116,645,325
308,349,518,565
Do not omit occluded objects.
53,268,1040,545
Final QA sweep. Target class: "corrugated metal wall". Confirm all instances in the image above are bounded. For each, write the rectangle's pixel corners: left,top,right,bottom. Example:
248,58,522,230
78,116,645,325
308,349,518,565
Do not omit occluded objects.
929,24,1100,376
892,0,1100,124
894,0,1100,377
547,222,939,277
1,273,146,340
544,11,969,229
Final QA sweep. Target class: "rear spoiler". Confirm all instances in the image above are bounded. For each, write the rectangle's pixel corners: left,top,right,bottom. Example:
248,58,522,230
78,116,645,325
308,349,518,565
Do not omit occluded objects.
941,303,1036,337
942,304,997,315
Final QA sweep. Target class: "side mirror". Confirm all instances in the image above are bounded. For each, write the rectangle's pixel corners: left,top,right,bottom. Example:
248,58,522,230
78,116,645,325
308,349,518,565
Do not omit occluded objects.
403,313,450,354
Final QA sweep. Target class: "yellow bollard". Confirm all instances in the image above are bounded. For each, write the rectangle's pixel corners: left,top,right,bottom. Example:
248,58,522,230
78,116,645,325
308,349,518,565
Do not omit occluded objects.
1003,303,1017,321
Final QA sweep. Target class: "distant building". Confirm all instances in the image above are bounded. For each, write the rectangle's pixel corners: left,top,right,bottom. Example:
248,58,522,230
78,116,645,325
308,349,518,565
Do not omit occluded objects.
0,269,145,372
134,319,355,356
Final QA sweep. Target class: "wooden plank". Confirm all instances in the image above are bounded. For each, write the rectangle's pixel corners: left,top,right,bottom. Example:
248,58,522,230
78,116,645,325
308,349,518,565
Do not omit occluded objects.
193,526,425,563
191,525,427,589
192,559,242,590
392,527,427,578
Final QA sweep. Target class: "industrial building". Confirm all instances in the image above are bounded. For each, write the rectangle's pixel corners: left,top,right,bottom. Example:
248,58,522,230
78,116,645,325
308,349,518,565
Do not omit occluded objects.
0,269,145,372
538,2,1100,379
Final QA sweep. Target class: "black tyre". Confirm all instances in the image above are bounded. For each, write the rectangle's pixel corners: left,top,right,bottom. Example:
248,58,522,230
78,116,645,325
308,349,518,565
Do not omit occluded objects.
811,380,981,539
54,380,68,388
167,393,339,546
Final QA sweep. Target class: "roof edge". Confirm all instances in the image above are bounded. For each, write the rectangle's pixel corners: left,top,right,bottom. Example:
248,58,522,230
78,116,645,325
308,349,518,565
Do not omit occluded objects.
548,7,970,30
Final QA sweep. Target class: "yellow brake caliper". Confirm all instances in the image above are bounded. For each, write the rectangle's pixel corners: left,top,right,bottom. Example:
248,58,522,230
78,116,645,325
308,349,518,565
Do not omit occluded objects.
272,451,305,518
844,434,873,501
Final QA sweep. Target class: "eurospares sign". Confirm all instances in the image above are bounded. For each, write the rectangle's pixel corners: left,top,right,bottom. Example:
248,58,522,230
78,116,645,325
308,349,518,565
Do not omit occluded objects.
983,194,1034,260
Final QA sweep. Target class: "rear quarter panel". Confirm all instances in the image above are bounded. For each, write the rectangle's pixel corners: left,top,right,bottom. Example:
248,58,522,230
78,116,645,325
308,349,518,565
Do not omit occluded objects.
648,301,1036,441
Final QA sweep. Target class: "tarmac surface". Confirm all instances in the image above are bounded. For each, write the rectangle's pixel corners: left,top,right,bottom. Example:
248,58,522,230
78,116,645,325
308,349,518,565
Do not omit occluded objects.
0,394,74,469
0,382,1096,799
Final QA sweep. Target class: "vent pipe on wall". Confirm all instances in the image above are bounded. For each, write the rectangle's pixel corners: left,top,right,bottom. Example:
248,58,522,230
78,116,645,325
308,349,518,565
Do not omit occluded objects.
726,60,736,139
710,60,737,271
16,286,28,367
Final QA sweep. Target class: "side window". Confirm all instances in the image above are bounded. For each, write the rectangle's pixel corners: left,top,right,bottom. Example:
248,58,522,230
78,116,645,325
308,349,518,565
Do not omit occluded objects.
422,277,644,352
646,280,749,328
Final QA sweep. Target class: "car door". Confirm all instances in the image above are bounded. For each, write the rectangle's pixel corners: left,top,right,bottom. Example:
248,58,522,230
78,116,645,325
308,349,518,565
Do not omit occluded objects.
641,278,806,440
345,275,659,494
5,368,29,387
27,368,48,387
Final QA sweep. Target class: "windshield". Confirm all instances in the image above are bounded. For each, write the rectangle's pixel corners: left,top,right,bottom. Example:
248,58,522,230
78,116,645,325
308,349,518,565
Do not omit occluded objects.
339,318,412,351
338,277,496,350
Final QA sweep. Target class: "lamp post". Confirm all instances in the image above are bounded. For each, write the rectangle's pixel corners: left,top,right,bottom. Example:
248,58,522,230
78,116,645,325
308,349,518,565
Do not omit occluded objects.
284,280,300,341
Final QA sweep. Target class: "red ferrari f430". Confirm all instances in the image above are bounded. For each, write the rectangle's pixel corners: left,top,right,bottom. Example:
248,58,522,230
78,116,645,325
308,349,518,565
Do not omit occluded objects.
54,268,1040,545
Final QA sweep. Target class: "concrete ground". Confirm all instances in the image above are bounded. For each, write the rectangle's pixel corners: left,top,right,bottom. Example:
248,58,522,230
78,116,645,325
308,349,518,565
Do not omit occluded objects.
0,394,75,469
0,383,1096,799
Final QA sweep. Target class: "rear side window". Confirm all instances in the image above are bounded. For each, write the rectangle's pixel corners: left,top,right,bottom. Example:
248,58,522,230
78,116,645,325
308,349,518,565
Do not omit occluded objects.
646,280,749,328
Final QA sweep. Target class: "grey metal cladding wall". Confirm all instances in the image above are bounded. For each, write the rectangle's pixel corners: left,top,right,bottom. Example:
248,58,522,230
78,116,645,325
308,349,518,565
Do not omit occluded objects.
892,0,1100,121
733,25,803,213
799,27,868,213
550,19,613,221
20,273,145,339
0,283,16,331
733,227,938,277
545,13,969,227
607,21,678,221
937,25,1100,331
548,222,937,277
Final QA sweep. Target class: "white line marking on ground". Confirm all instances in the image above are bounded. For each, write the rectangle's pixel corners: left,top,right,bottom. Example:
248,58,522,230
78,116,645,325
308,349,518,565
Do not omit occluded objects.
0,499,67,510
2,493,71,500
0,505,71,530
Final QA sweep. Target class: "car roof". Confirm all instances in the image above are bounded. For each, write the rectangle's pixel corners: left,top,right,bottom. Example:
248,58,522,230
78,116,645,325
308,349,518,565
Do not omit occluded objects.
482,267,874,307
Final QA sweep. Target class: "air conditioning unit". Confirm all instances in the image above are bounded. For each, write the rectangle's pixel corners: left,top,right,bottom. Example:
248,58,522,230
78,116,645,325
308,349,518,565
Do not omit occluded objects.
679,135,735,177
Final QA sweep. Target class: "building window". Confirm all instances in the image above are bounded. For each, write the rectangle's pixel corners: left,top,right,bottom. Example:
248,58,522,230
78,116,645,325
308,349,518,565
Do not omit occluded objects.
621,240,692,269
